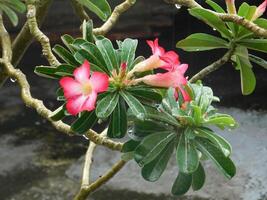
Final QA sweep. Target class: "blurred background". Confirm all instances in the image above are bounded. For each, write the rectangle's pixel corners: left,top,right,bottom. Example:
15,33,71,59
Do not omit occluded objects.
0,0,267,199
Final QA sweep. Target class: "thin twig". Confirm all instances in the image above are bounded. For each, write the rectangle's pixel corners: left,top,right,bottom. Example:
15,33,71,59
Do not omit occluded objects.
26,2,60,66
189,46,235,83
164,0,267,38
93,0,136,36
82,130,107,187
74,160,127,200
0,15,12,61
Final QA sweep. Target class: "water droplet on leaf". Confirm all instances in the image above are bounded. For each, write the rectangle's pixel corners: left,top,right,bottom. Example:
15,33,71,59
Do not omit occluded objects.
10,77,17,83
175,4,181,9
83,135,89,140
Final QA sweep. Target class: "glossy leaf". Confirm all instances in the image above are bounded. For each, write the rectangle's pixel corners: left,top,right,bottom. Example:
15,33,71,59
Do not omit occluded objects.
192,163,206,191
238,39,267,53
77,0,111,21
120,38,138,71
235,47,256,95
71,111,98,134
61,34,75,53
205,0,225,13
107,98,127,138
203,113,237,129
134,132,176,166
249,54,267,70
1,4,18,26
96,92,119,119
53,45,79,66
145,106,180,127
189,8,231,38
120,91,146,120
177,133,199,174
142,140,175,182
50,104,66,121
177,33,228,52
171,172,192,196
82,20,94,43
195,138,236,179
34,66,59,79
128,87,162,102
195,127,232,157
96,38,119,71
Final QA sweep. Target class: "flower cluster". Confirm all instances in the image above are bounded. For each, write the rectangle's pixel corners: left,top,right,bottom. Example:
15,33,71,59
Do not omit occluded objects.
60,39,190,115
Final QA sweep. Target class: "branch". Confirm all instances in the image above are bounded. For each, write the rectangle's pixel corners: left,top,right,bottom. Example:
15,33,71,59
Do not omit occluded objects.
0,0,53,88
164,0,267,38
0,15,12,61
82,130,107,187
26,2,60,66
74,159,127,200
70,0,90,22
93,0,136,36
12,0,53,67
189,46,235,83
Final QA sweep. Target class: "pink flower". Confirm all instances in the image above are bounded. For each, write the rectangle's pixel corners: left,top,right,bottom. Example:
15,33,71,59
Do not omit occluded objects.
130,38,180,73
60,60,109,115
136,64,191,102
252,0,267,20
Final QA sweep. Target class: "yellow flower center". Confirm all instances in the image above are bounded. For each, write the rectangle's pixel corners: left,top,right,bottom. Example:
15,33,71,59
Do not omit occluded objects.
82,82,93,95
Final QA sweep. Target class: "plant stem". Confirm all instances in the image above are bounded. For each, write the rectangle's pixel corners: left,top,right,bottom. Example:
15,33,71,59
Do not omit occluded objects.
74,160,127,200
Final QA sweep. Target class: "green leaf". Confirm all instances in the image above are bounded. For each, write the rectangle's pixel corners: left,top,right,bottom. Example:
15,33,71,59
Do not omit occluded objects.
74,49,106,73
127,87,162,102
122,140,140,153
145,106,180,127
80,42,108,72
238,39,267,53
171,172,192,196
192,163,205,191
82,20,94,42
53,45,79,66
249,54,267,70
50,104,66,121
177,133,199,174
142,140,175,182
195,127,232,157
96,92,119,119
203,113,237,129
71,111,98,134
2,5,18,26
77,0,111,21
120,38,138,71
34,66,59,79
134,132,176,166
107,97,127,138
131,119,171,139
195,138,236,179
189,8,231,39
96,38,119,71
61,34,75,53
55,64,75,76
120,91,146,120
205,0,225,13
4,0,26,13
237,3,257,37
235,47,256,95
177,33,229,52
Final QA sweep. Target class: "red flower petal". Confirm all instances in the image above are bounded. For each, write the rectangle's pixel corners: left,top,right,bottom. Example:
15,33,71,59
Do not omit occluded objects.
74,60,90,83
59,77,82,99
90,72,109,93
66,95,88,115
141,68,187,88
81,91,98,112
147,38,165,56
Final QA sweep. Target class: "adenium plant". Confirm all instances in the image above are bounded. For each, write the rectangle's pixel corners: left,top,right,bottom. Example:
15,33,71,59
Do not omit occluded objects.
1,0,267,199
